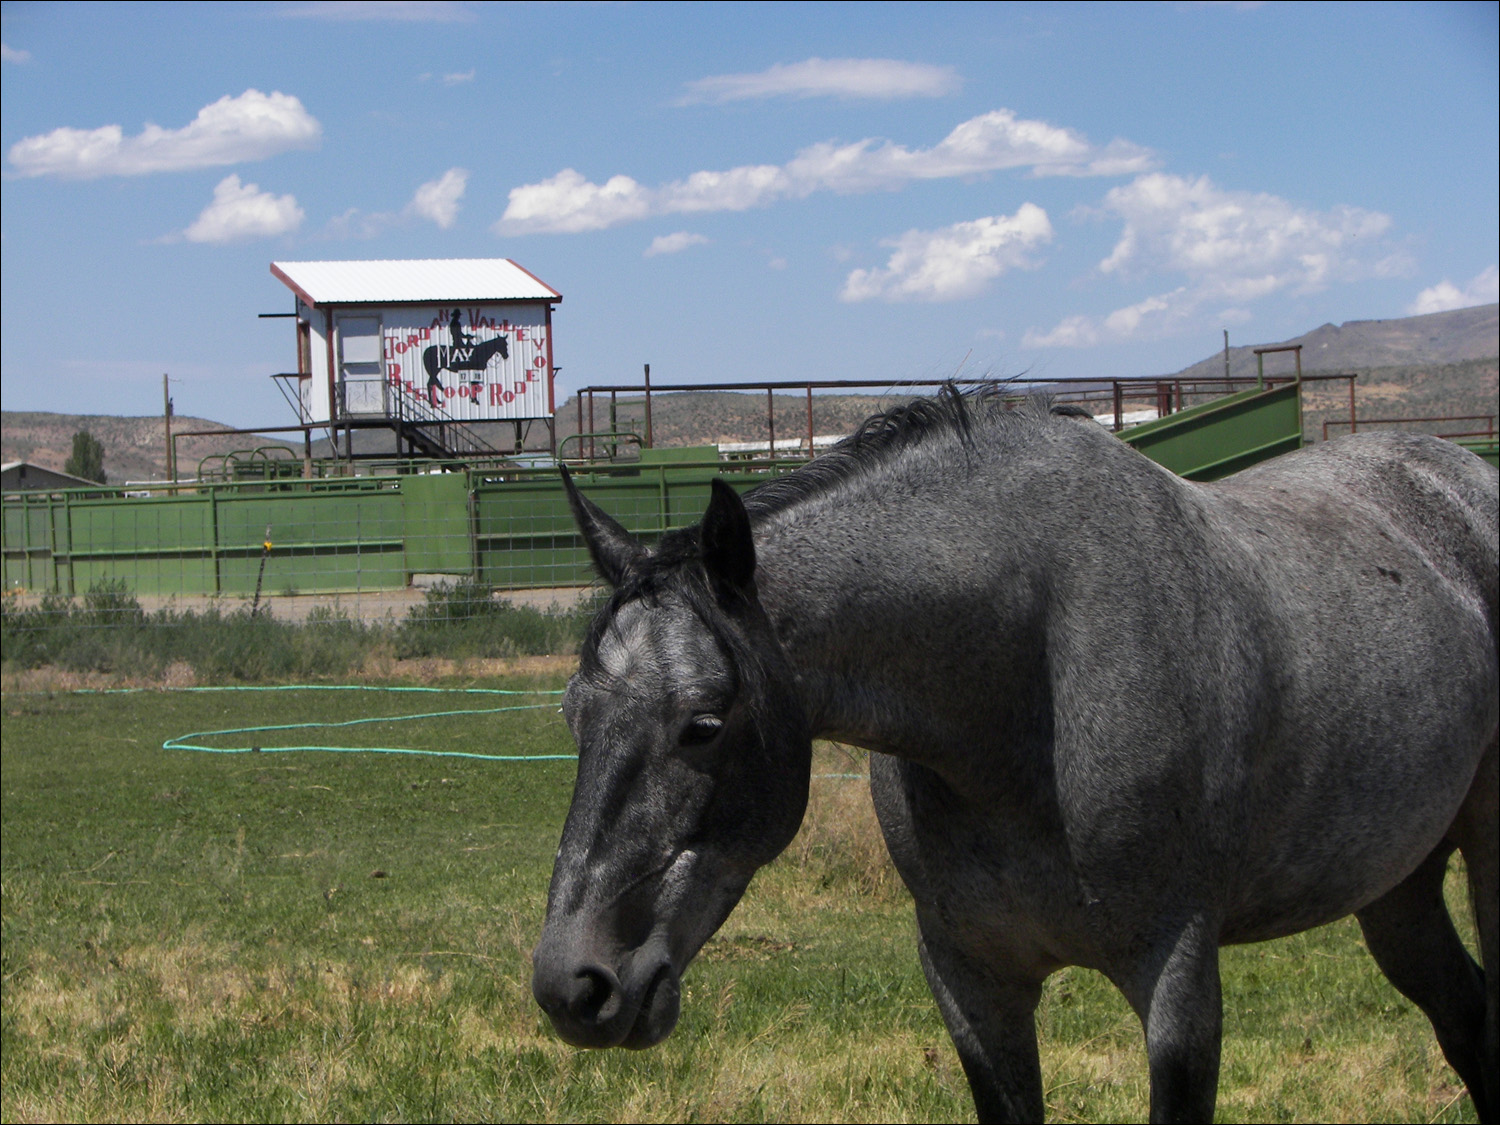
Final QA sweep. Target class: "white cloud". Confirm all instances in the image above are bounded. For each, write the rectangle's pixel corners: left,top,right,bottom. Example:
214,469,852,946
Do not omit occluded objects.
324,207,395,240
275,2,475,20
496,109,1153,235
443,70,475,86
183,175,304,243
319,169,467,238
681,58,960,103
2,42,31,64
500,168,654,234
644,231,710,257
8,89,321,179
1026,173,1394,347
1022,314,1100,350
1094,173,1389,290
841,204,1053,303
1408,266,1500,315
659,163,789,213
408,167,467,228
1101,292,1180,336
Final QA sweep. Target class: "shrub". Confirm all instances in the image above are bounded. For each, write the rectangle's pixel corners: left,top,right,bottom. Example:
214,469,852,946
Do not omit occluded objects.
395,578,596,660
1,579,600,680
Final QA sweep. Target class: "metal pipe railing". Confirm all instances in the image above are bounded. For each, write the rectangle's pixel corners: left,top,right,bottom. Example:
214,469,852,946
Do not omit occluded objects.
1323,414,1497,442
570,372,1360,450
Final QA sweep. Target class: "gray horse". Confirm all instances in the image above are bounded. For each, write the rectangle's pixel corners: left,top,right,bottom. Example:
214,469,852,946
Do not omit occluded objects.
533,390,1498,1123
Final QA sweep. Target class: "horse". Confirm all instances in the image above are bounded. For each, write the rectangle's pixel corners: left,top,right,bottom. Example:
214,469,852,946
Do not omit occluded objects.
422,334,510,403
532,389,1498,1123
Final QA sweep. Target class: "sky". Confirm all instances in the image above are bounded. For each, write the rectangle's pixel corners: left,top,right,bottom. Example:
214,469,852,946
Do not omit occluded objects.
2,1,1497,428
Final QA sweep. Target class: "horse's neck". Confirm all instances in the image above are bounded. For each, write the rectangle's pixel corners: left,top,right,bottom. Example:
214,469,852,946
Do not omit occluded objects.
752,465,1054,771
749,422,1210,781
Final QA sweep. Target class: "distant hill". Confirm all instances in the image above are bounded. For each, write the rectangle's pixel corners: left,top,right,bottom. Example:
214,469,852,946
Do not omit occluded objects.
1,412,297,484
1166,304,1498,441
1171,303,1498,381
6,304,1494,475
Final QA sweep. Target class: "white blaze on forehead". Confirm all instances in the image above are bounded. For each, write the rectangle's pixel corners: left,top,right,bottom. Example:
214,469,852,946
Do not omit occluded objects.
596,602,655,681
592,599,734,698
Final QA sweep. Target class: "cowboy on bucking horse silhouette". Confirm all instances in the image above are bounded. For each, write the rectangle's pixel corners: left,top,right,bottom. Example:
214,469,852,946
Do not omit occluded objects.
425,310,507,406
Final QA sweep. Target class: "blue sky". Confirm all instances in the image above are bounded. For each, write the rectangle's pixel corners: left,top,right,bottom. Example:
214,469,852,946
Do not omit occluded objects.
2,1,1496,427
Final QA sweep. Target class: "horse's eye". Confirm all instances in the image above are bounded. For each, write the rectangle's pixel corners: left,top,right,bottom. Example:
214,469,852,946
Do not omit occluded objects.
679,714,724,747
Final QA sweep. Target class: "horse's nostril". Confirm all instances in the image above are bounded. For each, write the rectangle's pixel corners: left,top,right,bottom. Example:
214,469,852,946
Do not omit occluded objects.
572,967,622,1023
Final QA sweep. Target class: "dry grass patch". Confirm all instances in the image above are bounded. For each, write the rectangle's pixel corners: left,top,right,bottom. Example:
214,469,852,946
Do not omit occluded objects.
782,742,903,902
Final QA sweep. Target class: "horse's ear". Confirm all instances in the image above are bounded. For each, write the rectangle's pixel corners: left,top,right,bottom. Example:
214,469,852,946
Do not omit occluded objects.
701,478,756,595
561,465,646,587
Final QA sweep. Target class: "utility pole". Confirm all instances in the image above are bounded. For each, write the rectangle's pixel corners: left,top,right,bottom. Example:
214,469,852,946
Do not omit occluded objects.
163,373,175,482
643,363,653,449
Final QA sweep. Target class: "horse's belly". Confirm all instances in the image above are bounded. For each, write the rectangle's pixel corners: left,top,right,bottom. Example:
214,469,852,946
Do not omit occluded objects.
1221,753,1482,943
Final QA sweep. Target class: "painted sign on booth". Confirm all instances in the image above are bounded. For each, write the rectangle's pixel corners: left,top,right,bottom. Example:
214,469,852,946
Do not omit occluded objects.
381,305,550,420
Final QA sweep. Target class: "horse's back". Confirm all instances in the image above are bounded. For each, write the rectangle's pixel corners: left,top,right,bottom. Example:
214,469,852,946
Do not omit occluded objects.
1218,431,1498,634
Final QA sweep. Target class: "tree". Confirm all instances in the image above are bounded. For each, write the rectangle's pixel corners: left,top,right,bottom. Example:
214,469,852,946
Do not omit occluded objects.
65,430,107,484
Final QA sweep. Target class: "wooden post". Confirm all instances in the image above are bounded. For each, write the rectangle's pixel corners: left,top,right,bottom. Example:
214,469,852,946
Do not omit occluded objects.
162,373,174,482
806,384,814,458
643,364,653,449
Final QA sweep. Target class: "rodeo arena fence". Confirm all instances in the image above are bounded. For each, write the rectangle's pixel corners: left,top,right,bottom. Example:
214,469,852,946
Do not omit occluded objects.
2,452,749,610
5,368,1496,627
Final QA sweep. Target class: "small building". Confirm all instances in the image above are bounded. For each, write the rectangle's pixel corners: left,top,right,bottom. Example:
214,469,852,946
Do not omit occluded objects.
1,461,106,492
269,258,562,458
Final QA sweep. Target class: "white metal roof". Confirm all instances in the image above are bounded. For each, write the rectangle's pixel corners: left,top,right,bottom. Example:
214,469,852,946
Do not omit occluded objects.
270,259,561,307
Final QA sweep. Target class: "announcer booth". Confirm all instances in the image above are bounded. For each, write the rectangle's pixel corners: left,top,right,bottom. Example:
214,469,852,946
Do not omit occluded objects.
270,258,562,459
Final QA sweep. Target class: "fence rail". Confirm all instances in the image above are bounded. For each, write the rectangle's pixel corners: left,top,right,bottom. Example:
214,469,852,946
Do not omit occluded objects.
3,372,1364,607
571,372,1358,459
2,457,797,602
1321,414,1497,441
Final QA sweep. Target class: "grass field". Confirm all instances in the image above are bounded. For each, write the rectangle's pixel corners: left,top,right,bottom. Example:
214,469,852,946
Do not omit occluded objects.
0,675,1482,1123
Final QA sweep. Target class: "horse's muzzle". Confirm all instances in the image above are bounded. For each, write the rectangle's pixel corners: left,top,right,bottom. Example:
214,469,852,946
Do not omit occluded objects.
532,940,681,1050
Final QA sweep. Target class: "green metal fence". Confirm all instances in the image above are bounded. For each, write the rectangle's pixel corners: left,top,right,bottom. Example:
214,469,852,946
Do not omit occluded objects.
2,455,792,598
0,382,1330,600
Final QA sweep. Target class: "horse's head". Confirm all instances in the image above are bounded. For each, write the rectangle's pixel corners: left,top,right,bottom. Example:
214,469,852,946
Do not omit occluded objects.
532,472,810,1049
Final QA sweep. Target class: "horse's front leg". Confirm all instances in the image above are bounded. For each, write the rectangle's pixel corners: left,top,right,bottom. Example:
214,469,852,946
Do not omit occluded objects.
1117,914,1224,1124
916,920,1046,1123
871,753,1048,1121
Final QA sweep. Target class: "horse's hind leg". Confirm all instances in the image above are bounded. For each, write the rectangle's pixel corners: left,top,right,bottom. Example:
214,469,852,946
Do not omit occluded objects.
1448,734,1497,1120
1357,738,1495,1122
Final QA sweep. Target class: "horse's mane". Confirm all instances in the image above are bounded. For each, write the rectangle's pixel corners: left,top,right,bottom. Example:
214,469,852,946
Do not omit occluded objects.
578,386,1080,672
742,384,1071,520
